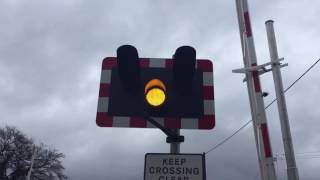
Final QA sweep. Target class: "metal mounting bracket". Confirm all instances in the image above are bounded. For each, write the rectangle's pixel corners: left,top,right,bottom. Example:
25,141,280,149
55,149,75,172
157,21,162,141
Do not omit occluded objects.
232,58,287,82
144,116,184,143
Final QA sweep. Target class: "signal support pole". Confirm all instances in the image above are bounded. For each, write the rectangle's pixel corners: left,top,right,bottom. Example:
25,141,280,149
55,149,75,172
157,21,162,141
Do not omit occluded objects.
265,20,299,180
170,129,181,153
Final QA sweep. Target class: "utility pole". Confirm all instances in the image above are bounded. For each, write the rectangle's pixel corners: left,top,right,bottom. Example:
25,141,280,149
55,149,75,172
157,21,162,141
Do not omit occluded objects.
265,20,299,180
233,0,277,180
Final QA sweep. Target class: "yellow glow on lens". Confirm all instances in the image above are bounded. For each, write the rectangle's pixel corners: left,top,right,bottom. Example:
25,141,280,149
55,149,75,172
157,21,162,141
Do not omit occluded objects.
146,88,166,106
145,79,166,107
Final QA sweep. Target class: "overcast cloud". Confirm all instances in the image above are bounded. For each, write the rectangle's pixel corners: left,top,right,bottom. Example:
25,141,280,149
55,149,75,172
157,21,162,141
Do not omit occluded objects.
1,0,320,180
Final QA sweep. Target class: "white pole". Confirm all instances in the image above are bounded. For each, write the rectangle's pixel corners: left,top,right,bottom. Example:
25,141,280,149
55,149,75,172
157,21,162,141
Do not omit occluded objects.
235,1,277,180
265,20,299,180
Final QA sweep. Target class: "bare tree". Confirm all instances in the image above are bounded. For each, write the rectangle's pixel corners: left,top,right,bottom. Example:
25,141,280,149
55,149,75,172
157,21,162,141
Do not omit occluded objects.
0,126,67,180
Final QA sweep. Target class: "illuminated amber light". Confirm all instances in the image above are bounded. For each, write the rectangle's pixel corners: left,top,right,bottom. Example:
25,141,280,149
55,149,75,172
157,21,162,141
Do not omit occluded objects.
145,79,166,107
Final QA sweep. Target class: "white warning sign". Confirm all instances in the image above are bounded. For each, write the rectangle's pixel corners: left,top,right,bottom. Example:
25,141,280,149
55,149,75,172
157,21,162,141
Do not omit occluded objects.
144,153,205,180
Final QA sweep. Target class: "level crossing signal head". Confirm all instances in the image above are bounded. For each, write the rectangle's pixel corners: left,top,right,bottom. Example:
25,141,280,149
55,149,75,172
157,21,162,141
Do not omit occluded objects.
117,45,141,94
108,44,200,114
115,45,197,110
96,44,215,129
173,46,196,94
116,45,197,93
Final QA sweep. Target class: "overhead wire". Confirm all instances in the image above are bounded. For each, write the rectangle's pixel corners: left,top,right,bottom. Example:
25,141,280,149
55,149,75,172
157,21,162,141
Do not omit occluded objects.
205,57,320,154
277,151,320,161
125,173,142,180
277,151,320,155
295,151,320,155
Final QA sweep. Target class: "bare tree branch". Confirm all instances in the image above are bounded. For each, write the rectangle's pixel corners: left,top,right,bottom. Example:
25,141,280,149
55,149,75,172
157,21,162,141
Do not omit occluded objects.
0,126,68,180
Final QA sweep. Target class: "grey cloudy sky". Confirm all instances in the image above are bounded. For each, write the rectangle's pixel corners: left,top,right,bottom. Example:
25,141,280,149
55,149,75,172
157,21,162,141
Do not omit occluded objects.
1,0,320,180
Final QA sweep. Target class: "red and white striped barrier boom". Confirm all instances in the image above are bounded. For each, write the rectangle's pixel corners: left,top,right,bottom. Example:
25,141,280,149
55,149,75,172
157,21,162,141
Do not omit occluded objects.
234,0,277,180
